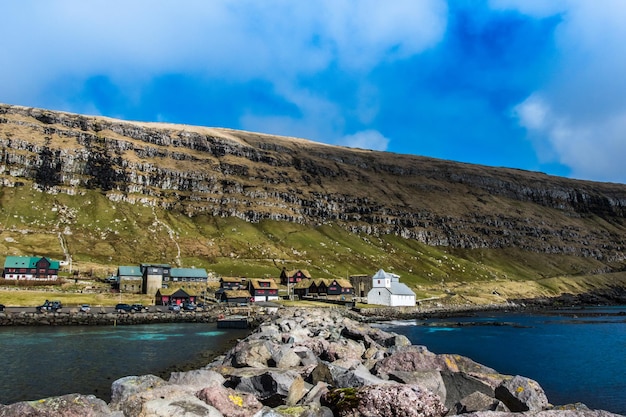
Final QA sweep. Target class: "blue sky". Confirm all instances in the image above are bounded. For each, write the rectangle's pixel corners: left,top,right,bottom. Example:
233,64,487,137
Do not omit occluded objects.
3,1,626,184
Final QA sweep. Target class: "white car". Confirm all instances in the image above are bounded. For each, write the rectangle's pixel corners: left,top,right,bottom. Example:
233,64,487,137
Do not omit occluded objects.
79,304,91,313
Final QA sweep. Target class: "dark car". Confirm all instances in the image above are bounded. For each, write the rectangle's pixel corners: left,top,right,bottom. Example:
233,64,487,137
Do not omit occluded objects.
115,303,133,313
0,304,5,312
131,304,147,312
182,302,196,311
37,301,62,313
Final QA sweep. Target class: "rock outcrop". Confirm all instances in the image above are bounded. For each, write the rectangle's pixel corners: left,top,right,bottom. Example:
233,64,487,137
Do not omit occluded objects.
1,307,619,416
2,103,626,263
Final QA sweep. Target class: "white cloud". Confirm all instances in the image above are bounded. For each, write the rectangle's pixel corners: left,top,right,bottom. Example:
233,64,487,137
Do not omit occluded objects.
1,0,448,149
505,1,626,183
337,130,390,151
513,94,549,131
1,1,447,90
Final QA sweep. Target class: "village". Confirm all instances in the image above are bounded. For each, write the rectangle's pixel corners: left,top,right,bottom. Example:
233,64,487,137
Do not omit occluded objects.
1,255,418,309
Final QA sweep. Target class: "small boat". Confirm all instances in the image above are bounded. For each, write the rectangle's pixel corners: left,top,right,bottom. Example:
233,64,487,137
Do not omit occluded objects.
217,314,250,329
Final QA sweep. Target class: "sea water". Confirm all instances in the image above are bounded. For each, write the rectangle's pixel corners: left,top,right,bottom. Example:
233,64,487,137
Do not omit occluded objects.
0,322,249,404
375,306,626,414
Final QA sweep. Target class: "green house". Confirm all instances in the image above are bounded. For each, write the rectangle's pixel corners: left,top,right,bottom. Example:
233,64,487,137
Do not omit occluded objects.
3,256,60,280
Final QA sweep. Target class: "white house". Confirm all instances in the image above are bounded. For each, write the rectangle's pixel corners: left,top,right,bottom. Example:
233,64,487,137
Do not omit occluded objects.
367,269,416,307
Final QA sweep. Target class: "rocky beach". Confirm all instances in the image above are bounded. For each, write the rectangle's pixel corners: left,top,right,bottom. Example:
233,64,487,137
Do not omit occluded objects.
0,306,622,417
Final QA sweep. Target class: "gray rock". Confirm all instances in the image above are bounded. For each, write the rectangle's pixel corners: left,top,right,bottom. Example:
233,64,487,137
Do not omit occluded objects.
197,384,263,417
441,371,496,411
271,345,303,368
453,391,509,414
389,370,447,405
140,397,224,416
168,369,226,390
109,374,167,415
322,383,448,417
495,375,550,412
323,338,366,362
230,368,303,404
301,381,331,407
228,339,274,368
329,363,395,388
0,394,119,417
293,345,320,367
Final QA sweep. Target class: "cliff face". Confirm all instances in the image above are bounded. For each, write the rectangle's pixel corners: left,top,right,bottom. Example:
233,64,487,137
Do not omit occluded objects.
1,103,625,263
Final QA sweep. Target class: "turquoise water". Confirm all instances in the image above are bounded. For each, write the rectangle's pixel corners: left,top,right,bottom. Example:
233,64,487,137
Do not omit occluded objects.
0,323,249,404
376,306,626,414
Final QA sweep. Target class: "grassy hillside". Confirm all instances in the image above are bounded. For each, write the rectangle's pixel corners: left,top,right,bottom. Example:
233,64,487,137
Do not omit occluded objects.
1,179,621,304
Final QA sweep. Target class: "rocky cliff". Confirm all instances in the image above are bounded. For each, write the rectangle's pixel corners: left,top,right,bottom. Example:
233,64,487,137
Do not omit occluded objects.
1,103,626,271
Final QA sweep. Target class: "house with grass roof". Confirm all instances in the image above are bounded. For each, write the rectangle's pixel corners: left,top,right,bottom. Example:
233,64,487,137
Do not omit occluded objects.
155,287,197,306
280,268,312,285
3,256,60,280
248,278,279,302
218,289,251,305
327,278,354,298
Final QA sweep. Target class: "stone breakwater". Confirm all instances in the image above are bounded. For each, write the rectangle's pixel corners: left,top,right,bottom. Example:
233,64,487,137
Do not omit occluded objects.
0,307,255,327
0,307,621,417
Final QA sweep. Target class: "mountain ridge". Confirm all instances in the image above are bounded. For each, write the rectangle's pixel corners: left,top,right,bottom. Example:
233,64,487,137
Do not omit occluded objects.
1,103,625,294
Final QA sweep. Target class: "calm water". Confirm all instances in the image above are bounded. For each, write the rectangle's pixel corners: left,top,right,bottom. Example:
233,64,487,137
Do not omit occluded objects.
0,323,250,404
375,306,626,414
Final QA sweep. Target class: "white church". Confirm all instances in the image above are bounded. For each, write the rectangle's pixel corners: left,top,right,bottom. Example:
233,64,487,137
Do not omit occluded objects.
367,269,416,307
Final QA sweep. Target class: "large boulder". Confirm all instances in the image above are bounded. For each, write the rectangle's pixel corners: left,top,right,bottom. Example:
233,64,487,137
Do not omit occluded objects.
228,368,305,406
388,370,447,405
225,339,275,368
140,397,223,417
197,384,263,417
168,369,226,390
452,391,509,414
0,394,118,417
495,375,550,412
323,338,366,362
440,371,496,410
271,344,303,368
109,375,167,415
322,384,448,417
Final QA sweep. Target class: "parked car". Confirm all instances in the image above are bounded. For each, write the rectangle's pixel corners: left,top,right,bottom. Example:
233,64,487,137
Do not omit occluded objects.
131,304,147,312
79,304,91,313
37,300,62,313
115,303,133,313
168,304,181,312
0,304,5,312
182,302,196,311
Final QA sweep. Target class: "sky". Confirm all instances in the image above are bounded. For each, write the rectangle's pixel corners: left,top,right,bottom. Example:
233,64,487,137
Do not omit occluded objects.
2,1,626,184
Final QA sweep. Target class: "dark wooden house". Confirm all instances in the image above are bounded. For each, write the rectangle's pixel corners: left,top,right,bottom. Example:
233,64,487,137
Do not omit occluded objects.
327,279,354,297
219,276,245,290
280,268,312,285
219,289,251,305
155,288,196,306
248,278,279,302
